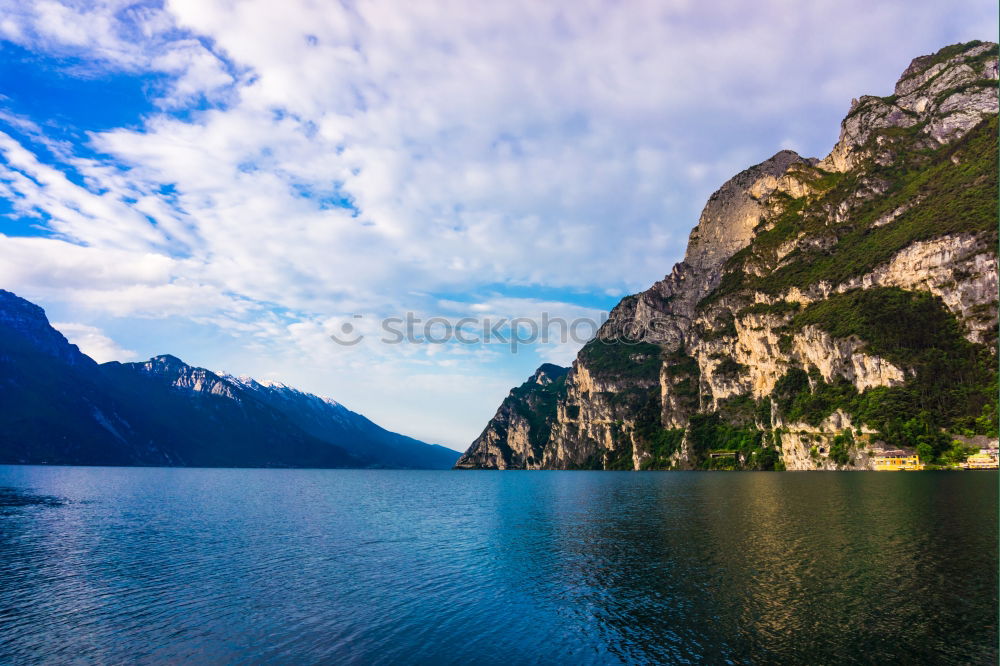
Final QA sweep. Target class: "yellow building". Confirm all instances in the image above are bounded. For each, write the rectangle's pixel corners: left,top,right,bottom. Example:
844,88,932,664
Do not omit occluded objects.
963,451,999,470
873,450,924,471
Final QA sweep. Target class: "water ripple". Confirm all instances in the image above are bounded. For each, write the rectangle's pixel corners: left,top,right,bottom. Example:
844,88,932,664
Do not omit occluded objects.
0,468,995,664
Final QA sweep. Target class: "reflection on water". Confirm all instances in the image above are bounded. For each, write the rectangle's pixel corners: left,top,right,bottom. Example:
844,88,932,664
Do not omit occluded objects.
0,486,66,510
0,467,995,664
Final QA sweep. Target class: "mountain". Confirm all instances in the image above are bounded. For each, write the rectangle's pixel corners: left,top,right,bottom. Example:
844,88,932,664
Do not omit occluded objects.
0,290,458,469
225,376,460,469
454,364,568,469
458,41,999,471
0,289,143,465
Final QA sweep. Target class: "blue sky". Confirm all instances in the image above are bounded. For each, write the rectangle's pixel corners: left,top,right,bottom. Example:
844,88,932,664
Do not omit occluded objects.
0,0,995,449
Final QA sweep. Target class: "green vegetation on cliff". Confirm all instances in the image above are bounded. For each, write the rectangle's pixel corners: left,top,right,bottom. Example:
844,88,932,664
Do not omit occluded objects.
508,366,570,455
918,40,992,74
638,428,686,470
663,348,700,412
687,413,783,470
769,287,996,461
706,114,997,305
578,340,662,379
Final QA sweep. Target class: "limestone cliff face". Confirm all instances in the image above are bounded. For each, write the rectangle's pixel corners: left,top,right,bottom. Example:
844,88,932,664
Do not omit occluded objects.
821,41,998,172
458,41,999,471
454,364,568,469
685,150,809,275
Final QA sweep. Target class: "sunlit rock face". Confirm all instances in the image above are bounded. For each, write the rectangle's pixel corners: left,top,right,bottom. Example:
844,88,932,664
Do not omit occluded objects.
458,41,999,471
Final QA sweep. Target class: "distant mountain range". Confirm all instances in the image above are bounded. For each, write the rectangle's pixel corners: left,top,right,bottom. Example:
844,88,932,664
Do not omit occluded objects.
0,290,458,469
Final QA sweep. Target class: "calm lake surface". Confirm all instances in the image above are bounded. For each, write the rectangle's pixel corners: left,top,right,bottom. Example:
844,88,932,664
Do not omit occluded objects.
0,467,995,664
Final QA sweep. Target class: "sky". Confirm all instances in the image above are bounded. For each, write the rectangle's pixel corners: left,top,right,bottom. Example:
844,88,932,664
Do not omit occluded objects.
0,0,995,450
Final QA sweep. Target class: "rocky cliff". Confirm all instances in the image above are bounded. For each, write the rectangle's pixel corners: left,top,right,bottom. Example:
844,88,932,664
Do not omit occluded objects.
454,364,568,469
457,41,999,471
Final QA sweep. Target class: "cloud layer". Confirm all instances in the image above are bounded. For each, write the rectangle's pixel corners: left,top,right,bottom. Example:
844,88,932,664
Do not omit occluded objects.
52,321,137,363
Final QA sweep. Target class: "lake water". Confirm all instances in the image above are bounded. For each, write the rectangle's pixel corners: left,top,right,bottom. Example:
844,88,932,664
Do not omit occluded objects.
0,466,995,664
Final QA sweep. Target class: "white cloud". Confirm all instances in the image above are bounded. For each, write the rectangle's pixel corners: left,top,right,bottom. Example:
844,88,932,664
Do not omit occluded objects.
51,321,137,363
0,0,232,104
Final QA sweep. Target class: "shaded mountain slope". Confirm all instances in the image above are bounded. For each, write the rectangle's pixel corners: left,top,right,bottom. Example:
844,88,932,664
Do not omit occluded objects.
0,290,458,469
